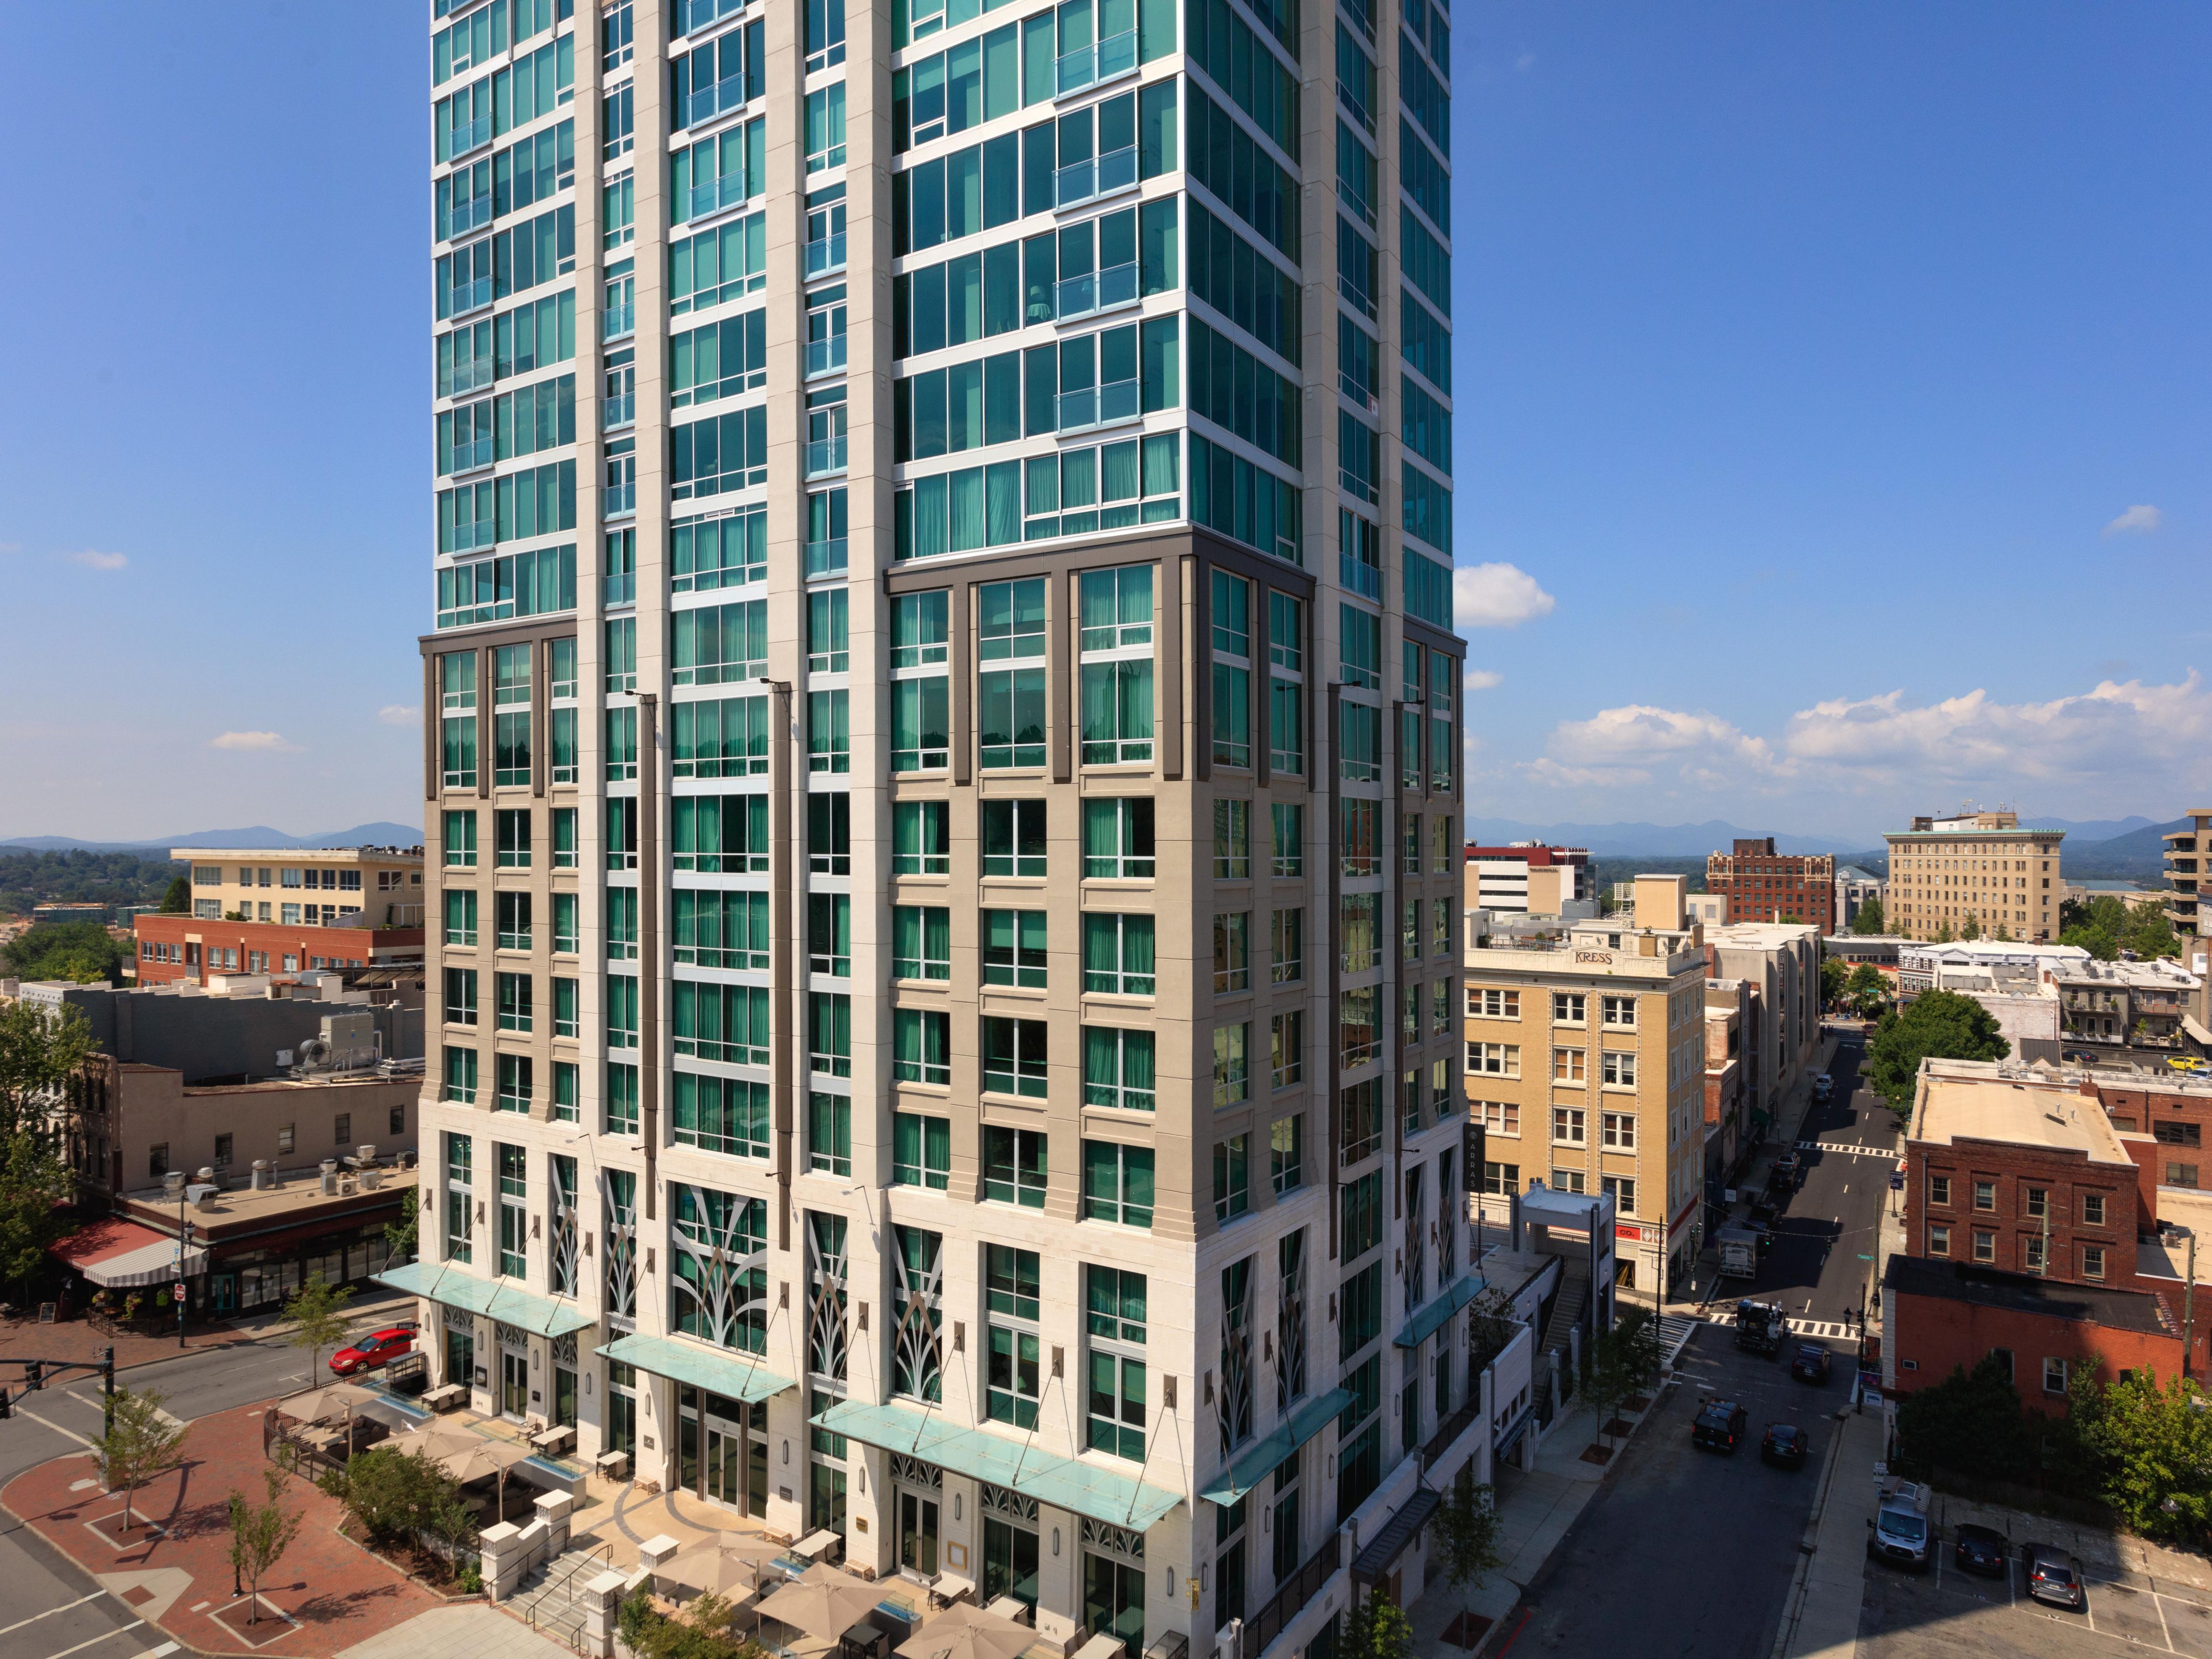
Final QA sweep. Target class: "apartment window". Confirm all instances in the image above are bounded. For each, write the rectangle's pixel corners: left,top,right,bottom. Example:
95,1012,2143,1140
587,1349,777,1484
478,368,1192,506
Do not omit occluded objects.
553,977,578,1038
891,591,951,772
895,800,952,874
806,82,847,171
1467,1042,1519,1078
893,906,952,980
1082,1142,1155,1229
1211,572,1252,768
2082,1192,2106,1227
1432,899,1452,959
2156,1120,2202,1147
894,1009,952,1086
809,1092,853,1177
552,807,578,868
1480,1161,1520,1197
496,971,534,1032
1972,1230,1996,1263
1601,1051,1637,1088
1928,1175,1951,1207
1340,985,1380,1068
2024,1186,2047,1220
1079,566,1155,765
985,1244,1043,1427
809,893,853,977
1213,912,1251,994
1083,798,1155,878
2170,1164,2200,1188
1552,993,1586,1025
1552,1048,1585,1084
1601,1175,1635,1217
805,793,852,877
1211,1022,1251,1108
808,993,852,1076
1086,1266,1148,1460
1551,1168,1585,1195
1271,802,1304,878
444,1047,478,1105
809,689,851,773
1600,996,1636,1028
1469,988,1519,1019
983,1017,1049,1098
984,1126,1048,1205
894,1112,952,1188
445,890,479,947
1270,1114,1304,1193
1431,979,1452,1037
2082,1244,2106,1280
1339,891,1379,972
1339,798,1379,878
984,800,1049,877
496,890,532,951
495,1054,532,1114
984,909,1049,987
1600,1112,1636,1150
1267,908,1304,986
979,578,1048,769
1083,1026,1155,1112
1213,798,1251,879
1927,1224,1950,1257
1270,1010,1303,1091
2023,1233,2046,1275
445,967,480,1027
1082,913,1155,995
2043,1357,2068,1396
1552,1107,1586,1146
444,810,478,868
1213,1134,1249,1222
1973,1181,1995,1211
1479,1100,1519,1135
807,588,850,674
605,1062,640,1134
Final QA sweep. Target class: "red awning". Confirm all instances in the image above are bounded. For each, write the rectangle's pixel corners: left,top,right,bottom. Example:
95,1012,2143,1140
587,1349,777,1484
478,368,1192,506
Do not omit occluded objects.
51,1219,208,1288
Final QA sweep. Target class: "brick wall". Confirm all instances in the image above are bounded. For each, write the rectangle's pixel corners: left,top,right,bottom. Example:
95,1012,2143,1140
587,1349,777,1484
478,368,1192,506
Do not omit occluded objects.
1889,1290,2186,1412
1906,1133,2138,1286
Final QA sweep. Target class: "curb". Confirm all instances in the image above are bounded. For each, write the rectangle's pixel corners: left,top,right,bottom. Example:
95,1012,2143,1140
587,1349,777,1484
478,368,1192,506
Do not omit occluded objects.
100,1292,416,1379
1768,1404,1854,1659
0,1459,220,1659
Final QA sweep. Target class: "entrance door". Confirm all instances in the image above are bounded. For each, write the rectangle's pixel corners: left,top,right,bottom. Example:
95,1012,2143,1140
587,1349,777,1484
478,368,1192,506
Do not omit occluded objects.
705,1420,745,1507
501,1348,529,1419
554,1366,578,1429
899,1489,940,1577
446,1326,475,1391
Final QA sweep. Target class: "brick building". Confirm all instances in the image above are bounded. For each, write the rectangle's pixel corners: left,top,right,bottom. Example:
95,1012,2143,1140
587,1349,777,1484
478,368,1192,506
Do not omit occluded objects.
133,913,424,987
1703,838,1836,932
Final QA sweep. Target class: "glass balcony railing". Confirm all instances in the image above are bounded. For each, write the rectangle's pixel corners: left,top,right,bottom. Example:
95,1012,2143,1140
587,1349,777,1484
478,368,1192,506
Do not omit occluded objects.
1054,260,1138,320
806,538,849,578
687,175,749,223
604,572,636,606
602,394,635,430
1056,378,1139,434
603,483,637,517
1054,144,1136,210
603,302,635,341
806,336,848,377
806,436,849,477
685,79,749,131
449,359,493,397
443,199,491,241
450,114,492,157
677,0,748,36
1055,27,1137,95
447,278,493,316
805,233,847,277
446,437,494,474
1339,552,1381,599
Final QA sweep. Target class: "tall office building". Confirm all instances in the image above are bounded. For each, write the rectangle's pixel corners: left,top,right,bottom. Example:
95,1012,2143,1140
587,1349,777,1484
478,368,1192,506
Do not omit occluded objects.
413,0,1468,1647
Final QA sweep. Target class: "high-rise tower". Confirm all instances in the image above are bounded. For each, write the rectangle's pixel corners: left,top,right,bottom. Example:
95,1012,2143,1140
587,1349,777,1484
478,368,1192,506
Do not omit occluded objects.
414,0,1469,1644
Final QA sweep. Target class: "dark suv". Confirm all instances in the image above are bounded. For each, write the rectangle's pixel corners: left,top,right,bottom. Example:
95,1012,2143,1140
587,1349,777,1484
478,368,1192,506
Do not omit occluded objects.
1692,1400,1749,1453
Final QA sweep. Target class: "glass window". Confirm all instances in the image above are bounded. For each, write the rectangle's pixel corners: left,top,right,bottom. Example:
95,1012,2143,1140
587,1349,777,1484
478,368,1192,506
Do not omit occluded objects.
895,801,952,874
1082,913,1155,995
1083,798,1155,878
984,1126,1048,1204
1082,1142,1155,1230
983,800,1048,876
894,906,952,980
894,1112,952,1187
983,1018,1050,1098
895,1009,952,1084
984,909,1050,987
1083,1026,1154,1111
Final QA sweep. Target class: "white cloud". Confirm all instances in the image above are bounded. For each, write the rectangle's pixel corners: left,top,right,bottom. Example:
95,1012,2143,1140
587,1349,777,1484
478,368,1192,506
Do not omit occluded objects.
209,731,300,752
1519,758,1651,789
2103,504,2161,538
1550,703,1778,770
64,550,127,571
378,705,422,726
1463,667,1503,692
1454,563,1556,629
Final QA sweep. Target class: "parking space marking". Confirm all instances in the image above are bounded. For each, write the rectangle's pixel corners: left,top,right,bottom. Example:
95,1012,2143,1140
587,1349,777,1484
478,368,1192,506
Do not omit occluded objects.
2159,1588,2175,1651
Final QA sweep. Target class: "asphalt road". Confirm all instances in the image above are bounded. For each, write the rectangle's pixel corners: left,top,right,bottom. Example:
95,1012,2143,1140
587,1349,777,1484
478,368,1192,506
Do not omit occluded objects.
0,1317,389,1659
1512,1030,1902,1657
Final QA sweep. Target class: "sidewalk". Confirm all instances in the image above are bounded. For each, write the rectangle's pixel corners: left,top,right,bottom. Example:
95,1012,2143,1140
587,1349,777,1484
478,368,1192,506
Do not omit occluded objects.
1401,1392,1661,1654
2,1399,448,1657
1775,1404,1885,1659
0,1285,416,1377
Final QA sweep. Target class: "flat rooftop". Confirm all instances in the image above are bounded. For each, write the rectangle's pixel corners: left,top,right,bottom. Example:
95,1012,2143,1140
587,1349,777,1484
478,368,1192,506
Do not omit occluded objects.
117,1168,415,1236
1912,1074,2136,1167
2141,1188,2212,1285
171,846,422,863
1705,921,1822,946
1886,1255,2168,1336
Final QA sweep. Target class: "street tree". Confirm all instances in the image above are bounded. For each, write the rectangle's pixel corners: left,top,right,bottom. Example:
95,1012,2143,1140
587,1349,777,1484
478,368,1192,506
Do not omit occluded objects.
283,1272,356,1379
1866,990,2008,1115
229,1467,306,1623
1850,897,1886,936
158,875,191,913
1845,963,1887,1011
0,1002,94,1293
1820,957,1849,1008
2062,1367,2212,1546
1432,1477,1504,1642
1343,1588,1415,1659
97,1387,190,1533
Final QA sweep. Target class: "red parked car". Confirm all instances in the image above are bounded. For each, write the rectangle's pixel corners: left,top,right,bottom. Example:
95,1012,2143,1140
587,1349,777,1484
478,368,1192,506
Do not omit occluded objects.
329,1325,418,1376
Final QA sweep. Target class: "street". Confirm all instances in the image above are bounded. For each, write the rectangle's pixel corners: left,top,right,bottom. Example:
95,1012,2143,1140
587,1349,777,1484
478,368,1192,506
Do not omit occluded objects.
1511,1031,1901,1656
0,1317,382,1659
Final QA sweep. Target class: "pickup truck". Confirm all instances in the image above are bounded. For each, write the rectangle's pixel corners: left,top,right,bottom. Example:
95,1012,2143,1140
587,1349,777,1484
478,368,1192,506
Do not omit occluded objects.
1715,1226,1762,1281
1734,1299,1788,1357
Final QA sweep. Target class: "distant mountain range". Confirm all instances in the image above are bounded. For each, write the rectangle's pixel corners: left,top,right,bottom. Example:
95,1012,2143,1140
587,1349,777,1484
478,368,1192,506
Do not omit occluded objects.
0,822,422,854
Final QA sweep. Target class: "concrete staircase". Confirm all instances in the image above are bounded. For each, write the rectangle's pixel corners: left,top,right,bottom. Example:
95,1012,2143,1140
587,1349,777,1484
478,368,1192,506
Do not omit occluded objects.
1538,1255,1592,1394
506,1543,615,1653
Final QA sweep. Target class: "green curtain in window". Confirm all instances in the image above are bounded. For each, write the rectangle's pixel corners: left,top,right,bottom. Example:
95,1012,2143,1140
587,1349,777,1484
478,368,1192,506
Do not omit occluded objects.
950,467,988,551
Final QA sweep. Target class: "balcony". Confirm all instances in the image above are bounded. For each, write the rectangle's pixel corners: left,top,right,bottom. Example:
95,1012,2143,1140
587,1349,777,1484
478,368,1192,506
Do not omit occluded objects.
1054,260,1138,321
806,436,849,478
677,0,749,35
603,483,637,518
604,571,636,606
603,302,636,342
443,198,491,242
1055,377,1139,434
806,538,849,578
445,437,494,475
449,114,492,158
1236,1535,1341,1659
805,233,848,277
684,80,751,132
807,336,848,377
1339,552,1380,599
687,175,751,223
1055,27,1138,95
1054,144,1137,210
446,277,494,317
602,393,635,431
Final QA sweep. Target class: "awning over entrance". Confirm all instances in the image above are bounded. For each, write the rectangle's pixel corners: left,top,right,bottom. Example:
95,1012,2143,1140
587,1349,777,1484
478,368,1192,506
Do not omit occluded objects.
2183,1014,2211,1050
1395,1274,1486,1351
53,1219,207,1288
813,1396,1182,1533
598,1331,794,1405
374,1259,594,1339
1199,1386,1352,1506
1350,1486,1441,1587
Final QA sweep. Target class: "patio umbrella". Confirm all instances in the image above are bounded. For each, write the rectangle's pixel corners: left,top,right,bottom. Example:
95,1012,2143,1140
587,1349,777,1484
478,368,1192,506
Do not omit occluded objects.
385,1420,483,1461
276,1382,377,1423
757,1564,884,1641
436,1437,534,1522
896,1603,1036,1659
663,1532,787,1597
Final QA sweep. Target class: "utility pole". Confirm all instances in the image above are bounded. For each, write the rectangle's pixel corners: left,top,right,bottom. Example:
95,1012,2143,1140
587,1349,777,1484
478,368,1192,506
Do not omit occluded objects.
101,1345,114,1441
2185,1229,2198,1381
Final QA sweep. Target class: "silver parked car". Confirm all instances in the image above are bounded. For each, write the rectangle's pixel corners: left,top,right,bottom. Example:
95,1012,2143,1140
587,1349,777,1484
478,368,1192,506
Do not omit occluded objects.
2022,1542,2085,1610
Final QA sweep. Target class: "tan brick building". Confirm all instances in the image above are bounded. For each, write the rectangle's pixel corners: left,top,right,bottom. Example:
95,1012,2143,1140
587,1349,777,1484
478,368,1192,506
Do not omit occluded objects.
1884,808,2063,943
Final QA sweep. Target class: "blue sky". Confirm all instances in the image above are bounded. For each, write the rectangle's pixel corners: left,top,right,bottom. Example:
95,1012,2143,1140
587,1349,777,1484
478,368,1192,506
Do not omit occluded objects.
0,3,2204,844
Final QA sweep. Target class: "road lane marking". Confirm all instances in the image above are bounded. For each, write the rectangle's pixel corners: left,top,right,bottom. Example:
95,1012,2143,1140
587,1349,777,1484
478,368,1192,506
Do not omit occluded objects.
0,1595,103,1636
35,1618,141,1659
2155,1585,2174,1650
20,1408,98,1450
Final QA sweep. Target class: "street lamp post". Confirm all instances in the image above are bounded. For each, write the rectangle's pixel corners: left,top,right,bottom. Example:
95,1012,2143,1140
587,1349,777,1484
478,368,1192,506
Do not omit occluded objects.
173,1178,195,1350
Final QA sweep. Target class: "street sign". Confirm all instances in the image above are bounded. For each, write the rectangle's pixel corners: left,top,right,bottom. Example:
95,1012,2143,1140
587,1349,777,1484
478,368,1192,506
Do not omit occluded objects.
1888,1171,1905,1191
172,1282,186,1300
